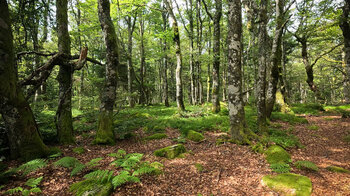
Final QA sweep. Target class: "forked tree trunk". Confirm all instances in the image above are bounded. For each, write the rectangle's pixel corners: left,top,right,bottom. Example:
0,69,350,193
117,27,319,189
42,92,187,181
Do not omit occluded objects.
0,1,49,161
95,0,119,145
56,0,74,144
257,0,269,133
165,0,185,111
227,0,254,144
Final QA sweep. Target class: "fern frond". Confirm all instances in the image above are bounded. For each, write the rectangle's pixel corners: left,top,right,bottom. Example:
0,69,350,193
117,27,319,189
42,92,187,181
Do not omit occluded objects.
29,187,42,193
86,157,103,168
132,166,156,176
17,159,47,176
25,176,43,188
112,171,140,189
71,163,86,177
54,157,81,168
294,161,319,172
84,170,114,183
270,163,291,173
5,187,23,194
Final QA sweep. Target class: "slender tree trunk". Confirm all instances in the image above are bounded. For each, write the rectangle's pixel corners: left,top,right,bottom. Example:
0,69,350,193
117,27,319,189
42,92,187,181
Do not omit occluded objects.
0,0,48,161
227,0,253,143
95,0,119,145
266,0,284,118
340,0,350,103
211,0,222,113
162,8,170,107
257,0,269,133
165,0,185,111
188,0,196,105
139,16,146,105
127,15,136,107
56,0,74,144
76,0,84,110
207,22,212,103
196,0,203,104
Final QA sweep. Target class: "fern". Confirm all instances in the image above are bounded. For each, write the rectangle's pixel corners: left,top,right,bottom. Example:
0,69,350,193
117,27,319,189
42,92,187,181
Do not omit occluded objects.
270,163,291,173
111,171,140,188
108,149,126,159
294,161,319,172
5,187,23,195
84,170,114,183
70,163,86,177
132,165,157,176
86,157,103,167
54,157,81,168
111,153,143,170
17,159,47,176
25,176,43,188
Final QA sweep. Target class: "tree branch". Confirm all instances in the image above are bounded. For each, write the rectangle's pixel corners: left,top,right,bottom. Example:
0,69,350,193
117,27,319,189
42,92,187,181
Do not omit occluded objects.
17,51,56,58
201,0,213,20
310,43,343,68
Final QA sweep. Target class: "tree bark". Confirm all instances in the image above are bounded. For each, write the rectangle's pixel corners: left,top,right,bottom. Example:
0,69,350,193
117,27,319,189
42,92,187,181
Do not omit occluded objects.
227,0,254,143
165,0,185,111
207,22,212,103
139,16,146,105
211,0,222,113
0,0,49,161
340,0,350,103
257,0,269,133
95,0,119,145
162,7,170,107
126,15,136,107
266,0,284,118
56,0,74,144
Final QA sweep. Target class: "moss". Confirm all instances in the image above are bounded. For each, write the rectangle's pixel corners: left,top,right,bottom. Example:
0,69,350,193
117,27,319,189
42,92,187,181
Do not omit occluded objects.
73,147,85,154
150,162,164,175
265,145,291,164
194,163,204,172
70,179,113,196
326,166,350,173
307,125,319,131
154,144,186,159
94,111,115,145
262,173,312,196
144,133,167,141
294,161,319,172
275,91,292,113
187,130,205,142
251,143,265,154
344,135,350,143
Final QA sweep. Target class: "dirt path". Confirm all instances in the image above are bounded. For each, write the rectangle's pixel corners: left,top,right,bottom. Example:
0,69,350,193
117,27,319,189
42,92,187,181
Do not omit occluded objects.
290,116,350,196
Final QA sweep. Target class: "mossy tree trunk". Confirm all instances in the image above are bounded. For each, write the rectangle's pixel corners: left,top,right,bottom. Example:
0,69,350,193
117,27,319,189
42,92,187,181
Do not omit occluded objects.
227,0,254,144
340,0,350,103
211,0,222,113
257,0,269,133
126,15,136,107
0,1,49,161
165,0,185,111
95,0,119,145
56,0,74,144
266,0,284,118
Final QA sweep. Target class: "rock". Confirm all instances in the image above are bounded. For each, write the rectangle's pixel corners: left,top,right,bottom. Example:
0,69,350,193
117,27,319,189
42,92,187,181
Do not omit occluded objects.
187,130,205,142
70,179,113,196
262,173,312,196
265,145,291,164
154,144,186,159
326,166,350,174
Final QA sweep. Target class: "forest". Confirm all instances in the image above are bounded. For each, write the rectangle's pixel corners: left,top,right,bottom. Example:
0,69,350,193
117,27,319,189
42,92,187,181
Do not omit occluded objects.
0,0,350,195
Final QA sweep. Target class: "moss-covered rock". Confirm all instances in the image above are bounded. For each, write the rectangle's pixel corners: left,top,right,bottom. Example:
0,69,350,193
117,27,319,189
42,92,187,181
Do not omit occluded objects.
70,179,113,196
144,133,167,141
262,173,312,196
187,130,205,142
265,145,291,164
73,147,85,154
154,144,186,159
326,166,350,174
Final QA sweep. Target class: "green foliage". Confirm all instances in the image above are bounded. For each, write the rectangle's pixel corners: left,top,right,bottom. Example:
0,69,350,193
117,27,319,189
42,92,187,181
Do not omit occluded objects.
326,166,350,173
294,161,319,172
194,163,204,172
144,133,167,141
5,176,43,196
291,103,324,115
187,130,205,142
154,144,187,159
266,129,302,149
73,147,85,154
70,179,113,196
269,163,291,173
54,157,85,176
307,125,319,131
265,145,291,164
108,149,126,159
111,171,140,189
86,157,103,167
271,112,308,125
16,159,47,176
132,164,158,176
84,170,114,183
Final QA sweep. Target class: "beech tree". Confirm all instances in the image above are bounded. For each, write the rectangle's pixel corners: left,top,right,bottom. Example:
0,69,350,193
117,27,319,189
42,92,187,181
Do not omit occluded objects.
94,0,119,145
340,0,350,103
0,0,49,161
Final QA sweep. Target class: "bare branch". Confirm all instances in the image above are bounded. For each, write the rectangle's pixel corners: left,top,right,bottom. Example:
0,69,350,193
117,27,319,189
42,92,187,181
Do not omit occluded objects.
201,0,213,20
17,51,56,58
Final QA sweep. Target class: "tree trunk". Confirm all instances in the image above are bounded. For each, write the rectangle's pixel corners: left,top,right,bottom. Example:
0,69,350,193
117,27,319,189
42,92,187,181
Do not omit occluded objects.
127,15,136,107
165,0,185,111
266,0,284,118
196,0,203,104
211,0,222,113
95,0,119,145
56,0,74,144
207,22,212,103
257,0,269,133
0,0,48,161
162,8,170,107
340,0,350,103
139,16,146,105
227,0,254,143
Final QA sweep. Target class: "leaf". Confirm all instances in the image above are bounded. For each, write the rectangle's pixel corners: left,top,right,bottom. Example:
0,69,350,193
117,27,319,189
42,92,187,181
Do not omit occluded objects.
71,163,86,177
25,176,43,188
17,159,47,176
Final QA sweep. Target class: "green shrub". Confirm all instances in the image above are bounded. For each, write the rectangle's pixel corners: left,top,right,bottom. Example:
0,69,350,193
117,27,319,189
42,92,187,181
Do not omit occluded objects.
267,129,301,149
269,163,291,173
16,159,47,176
271,112,308,124
291,103,324,115
5,176,43,196
54,157,85,176
294,161,319,172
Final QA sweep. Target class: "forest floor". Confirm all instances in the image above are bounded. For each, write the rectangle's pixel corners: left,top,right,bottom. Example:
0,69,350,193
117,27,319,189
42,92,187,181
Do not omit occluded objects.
1,105,350,195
